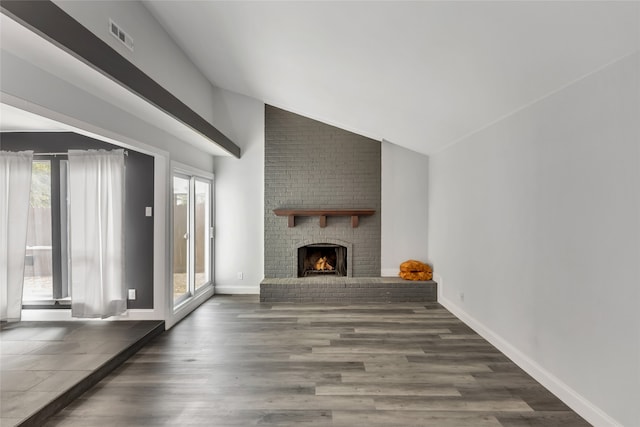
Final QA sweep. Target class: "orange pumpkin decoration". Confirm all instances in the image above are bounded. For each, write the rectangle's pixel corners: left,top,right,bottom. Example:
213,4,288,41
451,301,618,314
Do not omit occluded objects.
399,260,433,281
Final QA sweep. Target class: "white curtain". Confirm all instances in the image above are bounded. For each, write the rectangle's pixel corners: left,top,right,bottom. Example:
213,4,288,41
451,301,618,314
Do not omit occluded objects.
68,149,126,318
0,151,33,322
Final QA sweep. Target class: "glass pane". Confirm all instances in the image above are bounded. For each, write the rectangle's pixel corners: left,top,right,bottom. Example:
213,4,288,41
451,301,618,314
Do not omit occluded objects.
173,176,190,304
194,180,211,290
23,160,53,301
59,160,70,300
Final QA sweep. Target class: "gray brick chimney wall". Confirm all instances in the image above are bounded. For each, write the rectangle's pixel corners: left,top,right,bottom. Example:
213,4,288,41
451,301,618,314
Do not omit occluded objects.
264,105,381,278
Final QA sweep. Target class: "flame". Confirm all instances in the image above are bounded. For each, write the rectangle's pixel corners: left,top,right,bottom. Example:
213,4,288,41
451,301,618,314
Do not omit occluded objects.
314,256,334,271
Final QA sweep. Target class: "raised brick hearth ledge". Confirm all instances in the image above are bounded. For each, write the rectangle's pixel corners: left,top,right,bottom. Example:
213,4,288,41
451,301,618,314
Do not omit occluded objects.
260,277,436,303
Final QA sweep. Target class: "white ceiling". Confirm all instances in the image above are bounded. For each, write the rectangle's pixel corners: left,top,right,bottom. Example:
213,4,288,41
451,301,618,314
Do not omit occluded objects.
144,1,639,155
0,103,71,132
0,13,232,156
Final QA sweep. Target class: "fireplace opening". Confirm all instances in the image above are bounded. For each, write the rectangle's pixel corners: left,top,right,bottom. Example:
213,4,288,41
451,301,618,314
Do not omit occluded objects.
298,244,347,277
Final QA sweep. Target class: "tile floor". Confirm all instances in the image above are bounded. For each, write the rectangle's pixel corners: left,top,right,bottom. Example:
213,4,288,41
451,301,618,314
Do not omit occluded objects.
0,319,163,427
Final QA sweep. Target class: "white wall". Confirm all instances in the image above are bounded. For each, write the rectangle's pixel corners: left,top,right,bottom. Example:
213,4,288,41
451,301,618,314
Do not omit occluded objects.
428,52,639,427
213,118,430,292
0,50,214,171
53,0,219,125
381,140,429,276
213,99,264,294
1,2,263,322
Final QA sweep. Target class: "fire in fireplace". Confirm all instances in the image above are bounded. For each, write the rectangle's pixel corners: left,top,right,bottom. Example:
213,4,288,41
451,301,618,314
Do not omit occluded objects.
298,244,347,277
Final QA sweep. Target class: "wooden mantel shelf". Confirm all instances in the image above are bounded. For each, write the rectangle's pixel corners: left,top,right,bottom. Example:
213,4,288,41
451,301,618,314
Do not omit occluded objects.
273,209,375,228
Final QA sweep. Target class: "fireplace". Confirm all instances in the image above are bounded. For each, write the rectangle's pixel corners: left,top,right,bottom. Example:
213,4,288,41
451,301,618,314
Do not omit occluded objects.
298,244,347,277
264,106,381,278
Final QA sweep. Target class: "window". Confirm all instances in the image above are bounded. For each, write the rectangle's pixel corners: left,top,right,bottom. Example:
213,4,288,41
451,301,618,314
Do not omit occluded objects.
23,157,70,306
172,172,213,306
194,179,211,291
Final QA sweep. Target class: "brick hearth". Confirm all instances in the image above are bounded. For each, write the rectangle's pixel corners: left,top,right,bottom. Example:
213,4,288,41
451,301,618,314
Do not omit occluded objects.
260,277,437,303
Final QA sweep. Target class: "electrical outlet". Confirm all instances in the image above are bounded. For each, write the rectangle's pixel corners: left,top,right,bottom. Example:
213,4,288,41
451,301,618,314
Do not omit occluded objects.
237,272,243,280
128,289,136,300
145,206,152,217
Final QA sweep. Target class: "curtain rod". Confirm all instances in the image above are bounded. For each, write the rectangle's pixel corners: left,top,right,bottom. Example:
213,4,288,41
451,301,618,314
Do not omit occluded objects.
34,150,129,156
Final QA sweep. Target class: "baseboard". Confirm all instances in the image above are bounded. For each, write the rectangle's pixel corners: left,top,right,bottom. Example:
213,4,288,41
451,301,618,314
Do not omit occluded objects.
380,268,399,277
438,294,622,427
21,308,163,322
215,285,259,295
116,309,163,321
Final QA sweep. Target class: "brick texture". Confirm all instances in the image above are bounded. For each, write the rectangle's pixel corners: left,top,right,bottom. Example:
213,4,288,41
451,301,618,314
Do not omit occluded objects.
265,105,381,278
260,277,437,303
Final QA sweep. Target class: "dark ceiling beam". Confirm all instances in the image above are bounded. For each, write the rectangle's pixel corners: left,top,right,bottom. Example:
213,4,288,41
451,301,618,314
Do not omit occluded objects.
0,0,241,158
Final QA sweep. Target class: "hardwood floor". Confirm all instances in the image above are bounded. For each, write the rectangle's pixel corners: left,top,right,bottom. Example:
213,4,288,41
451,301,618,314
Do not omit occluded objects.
44,296,590,426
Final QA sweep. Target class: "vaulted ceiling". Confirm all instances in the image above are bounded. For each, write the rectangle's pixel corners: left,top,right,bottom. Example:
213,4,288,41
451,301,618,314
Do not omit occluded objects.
143,1,638,155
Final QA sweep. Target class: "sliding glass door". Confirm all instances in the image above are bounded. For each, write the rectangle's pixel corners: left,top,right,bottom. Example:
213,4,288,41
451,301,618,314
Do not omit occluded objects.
194,179,211,291
23,157,70,306
172,172,213,307
23,160,53,301
172,175,190,304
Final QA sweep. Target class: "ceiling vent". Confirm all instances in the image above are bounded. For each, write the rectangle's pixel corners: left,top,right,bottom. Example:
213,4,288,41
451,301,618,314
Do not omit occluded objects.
109,19,134,51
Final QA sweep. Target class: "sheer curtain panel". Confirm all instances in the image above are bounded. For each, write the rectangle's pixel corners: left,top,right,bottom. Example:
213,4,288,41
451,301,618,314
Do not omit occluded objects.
68,149,126,318
0,151,33,322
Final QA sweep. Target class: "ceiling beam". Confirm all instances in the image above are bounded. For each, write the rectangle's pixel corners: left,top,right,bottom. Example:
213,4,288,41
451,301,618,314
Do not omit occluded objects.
0,0,241,158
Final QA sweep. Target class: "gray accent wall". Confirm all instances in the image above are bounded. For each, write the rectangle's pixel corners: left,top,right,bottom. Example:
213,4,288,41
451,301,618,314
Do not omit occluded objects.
1,132,154,309
264,106,381,278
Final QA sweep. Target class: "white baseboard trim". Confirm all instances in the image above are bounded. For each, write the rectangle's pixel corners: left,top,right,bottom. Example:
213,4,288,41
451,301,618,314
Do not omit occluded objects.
380,268,399,277
215,285,259,295
115,309,163,321
21,308,163,322
21,309,74,321
438,294,622,427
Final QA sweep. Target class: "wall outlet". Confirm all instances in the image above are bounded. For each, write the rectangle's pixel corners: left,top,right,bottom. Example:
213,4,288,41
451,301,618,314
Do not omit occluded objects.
237,272,243,280
128,289,136,300
145,207,152,217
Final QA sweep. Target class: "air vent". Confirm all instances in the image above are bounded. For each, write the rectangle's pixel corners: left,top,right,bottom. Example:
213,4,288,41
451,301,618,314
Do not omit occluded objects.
109,19,134,51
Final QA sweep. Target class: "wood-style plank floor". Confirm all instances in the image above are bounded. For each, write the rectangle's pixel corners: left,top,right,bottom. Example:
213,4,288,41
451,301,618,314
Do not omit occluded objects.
44,296,590,426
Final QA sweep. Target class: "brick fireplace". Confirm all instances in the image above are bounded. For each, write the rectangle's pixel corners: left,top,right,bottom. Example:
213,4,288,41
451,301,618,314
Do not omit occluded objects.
264,105,381,278
297,241,349,277
261,106,436,303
